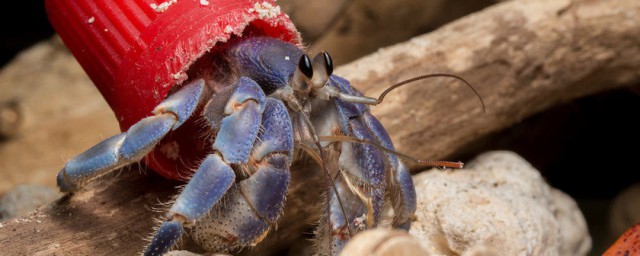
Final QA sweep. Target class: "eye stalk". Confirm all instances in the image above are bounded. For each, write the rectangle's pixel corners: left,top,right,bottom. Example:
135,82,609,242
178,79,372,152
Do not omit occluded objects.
311,51,333,89
291,52,334,92
292,54,313,92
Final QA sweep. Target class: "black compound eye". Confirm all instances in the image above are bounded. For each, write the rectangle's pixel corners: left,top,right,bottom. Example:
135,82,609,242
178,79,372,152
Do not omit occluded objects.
298,54,313,79
322,51,333,76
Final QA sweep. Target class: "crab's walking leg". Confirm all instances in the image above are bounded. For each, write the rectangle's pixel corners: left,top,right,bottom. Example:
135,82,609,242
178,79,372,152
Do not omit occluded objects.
57,80,207,192
145,154,236,256
314,114,387,254
314,76,417,254
332,76,416,228
325,118,388,253
190,99,294,252
361,112,416,230
145,77,266,255
145,78,294,255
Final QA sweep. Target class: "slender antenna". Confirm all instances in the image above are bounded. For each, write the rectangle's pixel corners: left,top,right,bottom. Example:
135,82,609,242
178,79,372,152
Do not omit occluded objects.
320,135,464,169
376,73,486,114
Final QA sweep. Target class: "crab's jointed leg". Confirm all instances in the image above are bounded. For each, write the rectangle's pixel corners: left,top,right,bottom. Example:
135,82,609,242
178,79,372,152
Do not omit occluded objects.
145,153,236,256
314,77,417,254
317,117,387,254
145,77,294,255
190,98,294,252
361,112,416,230
56,79,208,192
329,76,417,230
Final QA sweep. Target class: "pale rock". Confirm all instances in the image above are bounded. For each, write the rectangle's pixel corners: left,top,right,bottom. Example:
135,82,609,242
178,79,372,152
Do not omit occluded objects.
410,151,591,256
340,229,430,256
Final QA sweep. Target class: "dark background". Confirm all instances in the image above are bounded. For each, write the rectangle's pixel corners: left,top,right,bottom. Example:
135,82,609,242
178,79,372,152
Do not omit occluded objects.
0,1,54,67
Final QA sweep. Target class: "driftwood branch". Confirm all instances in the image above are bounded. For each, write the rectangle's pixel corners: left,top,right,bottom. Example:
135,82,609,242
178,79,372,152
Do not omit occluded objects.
0,172,180,255
339,0,640,169
0,163,324,255
1,0,639,254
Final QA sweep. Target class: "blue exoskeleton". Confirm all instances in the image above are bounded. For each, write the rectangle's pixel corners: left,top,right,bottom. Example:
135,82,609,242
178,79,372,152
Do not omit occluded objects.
56,36,417,255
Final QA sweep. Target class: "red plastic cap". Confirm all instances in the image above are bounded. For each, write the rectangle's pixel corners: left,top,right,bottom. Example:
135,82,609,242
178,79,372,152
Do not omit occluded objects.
46,0,300,179
46,0,299,129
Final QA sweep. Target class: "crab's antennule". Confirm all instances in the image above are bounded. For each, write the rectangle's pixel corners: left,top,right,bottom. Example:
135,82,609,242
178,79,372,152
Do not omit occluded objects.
375,73,486,114
319,135,464,169
299,113,354,237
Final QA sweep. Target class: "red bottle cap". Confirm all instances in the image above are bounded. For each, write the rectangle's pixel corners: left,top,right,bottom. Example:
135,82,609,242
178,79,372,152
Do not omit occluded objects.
46,0,300,179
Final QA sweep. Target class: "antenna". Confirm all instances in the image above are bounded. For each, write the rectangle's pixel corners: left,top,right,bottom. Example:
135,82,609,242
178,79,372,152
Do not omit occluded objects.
376,73,486,113
329,73,486,114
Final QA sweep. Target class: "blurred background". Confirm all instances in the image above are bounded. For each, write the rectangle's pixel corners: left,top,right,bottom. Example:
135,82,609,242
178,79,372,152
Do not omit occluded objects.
0,0,638,254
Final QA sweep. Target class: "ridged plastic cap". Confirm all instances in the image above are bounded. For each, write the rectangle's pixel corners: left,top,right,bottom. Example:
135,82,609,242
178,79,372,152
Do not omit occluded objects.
46,0,299,129
46,0,300,179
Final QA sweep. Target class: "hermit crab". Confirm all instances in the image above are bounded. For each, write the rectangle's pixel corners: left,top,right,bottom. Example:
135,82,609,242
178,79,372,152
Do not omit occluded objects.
45,0,469,255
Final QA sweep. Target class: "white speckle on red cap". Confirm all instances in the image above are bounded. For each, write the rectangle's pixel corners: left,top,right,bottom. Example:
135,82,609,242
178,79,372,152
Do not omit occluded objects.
224,25,233,34
248,2,281,19
151,0,178,13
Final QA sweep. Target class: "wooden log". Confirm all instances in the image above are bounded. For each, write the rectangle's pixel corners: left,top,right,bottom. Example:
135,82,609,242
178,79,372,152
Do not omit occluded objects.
1,0,639,254
0,171,180,255
0,163,324,255
308,0,498,65
338,0,640,169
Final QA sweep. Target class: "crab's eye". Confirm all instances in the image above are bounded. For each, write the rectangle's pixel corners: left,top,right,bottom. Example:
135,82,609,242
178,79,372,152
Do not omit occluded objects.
291,54,314,92
320,51,333,76
311,51,333,88
298,54,313,79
